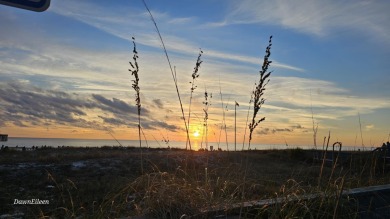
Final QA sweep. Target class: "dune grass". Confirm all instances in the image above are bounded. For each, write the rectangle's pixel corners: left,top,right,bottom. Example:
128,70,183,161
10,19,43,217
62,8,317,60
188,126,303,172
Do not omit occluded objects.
129,37,143,173
248,35,273,150
186,50,203,151
1,147,390,218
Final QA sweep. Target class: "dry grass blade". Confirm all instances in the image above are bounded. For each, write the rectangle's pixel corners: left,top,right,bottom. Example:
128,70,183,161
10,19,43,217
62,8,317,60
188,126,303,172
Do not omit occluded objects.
129,37,143,173
218,78,229,151
142,0,192,150
310,89,319,149
242,84,255,150
248,36,273,149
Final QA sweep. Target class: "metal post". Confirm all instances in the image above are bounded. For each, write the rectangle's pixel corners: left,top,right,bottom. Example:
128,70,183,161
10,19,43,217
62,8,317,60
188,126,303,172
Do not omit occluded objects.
235,101,239,152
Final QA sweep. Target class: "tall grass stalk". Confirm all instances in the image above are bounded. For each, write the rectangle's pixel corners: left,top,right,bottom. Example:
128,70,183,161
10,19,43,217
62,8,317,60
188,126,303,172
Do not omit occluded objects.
358,112,364,147
201,88,212,150
186,50,203,150
108,131,123,147
129,37,143,173
310,90,318,149
328,142,342,184
242,84,255,150
332,176,345,218
322,136,326,151
142,0,192,150
224,100,230,151
150,133,163,148
248,36,273,150
141,126,149,148
234,101,239,152
217,78,223,150
218,79,229,151
159,131,171,148
318,131,331,187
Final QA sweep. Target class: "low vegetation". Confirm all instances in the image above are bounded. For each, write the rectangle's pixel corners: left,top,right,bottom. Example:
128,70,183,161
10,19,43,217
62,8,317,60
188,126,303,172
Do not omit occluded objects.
1,147,390,218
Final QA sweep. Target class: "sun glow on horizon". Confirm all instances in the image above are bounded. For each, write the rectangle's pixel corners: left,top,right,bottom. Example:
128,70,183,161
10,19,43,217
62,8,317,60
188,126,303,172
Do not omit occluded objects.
193,130,200,138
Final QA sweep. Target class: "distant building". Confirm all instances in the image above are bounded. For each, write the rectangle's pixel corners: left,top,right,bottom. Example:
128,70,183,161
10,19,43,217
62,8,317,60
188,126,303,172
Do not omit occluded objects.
0,134,8,142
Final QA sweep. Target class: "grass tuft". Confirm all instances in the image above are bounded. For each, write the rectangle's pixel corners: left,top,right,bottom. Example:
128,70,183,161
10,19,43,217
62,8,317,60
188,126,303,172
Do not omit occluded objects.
248,35,273,149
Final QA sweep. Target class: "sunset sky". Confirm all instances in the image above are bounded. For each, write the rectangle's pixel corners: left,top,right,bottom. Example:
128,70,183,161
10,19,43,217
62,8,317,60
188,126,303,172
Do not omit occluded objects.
0,0,389,147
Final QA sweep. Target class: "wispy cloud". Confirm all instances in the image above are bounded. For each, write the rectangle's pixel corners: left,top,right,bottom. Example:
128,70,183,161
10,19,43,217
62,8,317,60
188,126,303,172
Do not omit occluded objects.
266,76,390,119
222,0,390,43
49,0,304,72
205,50,305,72
365,124,375,130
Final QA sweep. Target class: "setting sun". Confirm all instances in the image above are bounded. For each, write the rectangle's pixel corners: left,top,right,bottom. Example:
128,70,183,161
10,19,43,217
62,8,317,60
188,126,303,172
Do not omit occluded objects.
193,131,200,138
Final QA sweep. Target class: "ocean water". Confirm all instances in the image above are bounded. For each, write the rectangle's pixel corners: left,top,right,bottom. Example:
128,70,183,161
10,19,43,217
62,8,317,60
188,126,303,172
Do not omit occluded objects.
2,137,368,151
4,137,287,151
